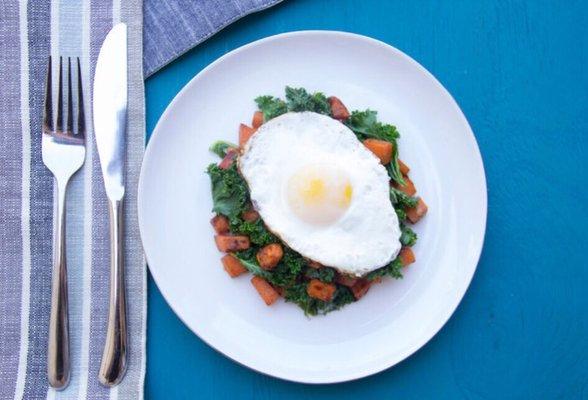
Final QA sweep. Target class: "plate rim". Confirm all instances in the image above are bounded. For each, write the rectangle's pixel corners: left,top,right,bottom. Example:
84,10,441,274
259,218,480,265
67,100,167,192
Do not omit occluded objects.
138,30,488,384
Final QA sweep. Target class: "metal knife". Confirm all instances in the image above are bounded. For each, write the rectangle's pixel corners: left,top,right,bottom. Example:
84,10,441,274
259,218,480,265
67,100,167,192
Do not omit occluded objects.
93,22,128,387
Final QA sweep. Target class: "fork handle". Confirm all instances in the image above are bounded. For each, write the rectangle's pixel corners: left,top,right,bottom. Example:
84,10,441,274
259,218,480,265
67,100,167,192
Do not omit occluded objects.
99,198,128,387
48,178,70,389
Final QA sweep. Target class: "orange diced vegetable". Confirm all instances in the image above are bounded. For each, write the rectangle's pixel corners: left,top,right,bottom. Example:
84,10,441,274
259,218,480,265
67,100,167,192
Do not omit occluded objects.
363,139,393,164
335,273,358,287
398,159,410,175
221,254,247,278
399,247,416,267
218,149,238,169
328,96,350,120
241,209,260,222
256,243,283,271
406,198,428,223
350,279,371,300
307,279,336,302
214,235,250,252
252,111,264,129
239,124,257,147
210,215,230,234
251,276,280,305
395,175,416,196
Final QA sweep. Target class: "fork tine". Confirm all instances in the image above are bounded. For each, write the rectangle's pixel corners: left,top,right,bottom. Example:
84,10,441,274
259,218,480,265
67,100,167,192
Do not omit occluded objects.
56,57,64,132
43,56,53,132
66,58,74,134
76,58,85,139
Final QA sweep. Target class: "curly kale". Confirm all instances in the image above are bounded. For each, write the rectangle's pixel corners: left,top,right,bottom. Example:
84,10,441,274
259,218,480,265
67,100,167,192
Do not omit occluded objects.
284,86,330,115
284,283,355,316
231,218,277,246
209,140,238,158
390,187,419,209
400,224,418,247
254,95,287,121
304,266,336,283
206,163,249,219
366,257,403,281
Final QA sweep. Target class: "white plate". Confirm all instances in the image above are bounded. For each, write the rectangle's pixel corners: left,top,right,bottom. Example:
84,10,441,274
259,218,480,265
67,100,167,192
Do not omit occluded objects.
138,31,487,383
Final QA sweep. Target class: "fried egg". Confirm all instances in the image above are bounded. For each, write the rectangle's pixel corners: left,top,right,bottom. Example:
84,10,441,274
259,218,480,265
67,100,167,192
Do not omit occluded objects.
239,112,401,276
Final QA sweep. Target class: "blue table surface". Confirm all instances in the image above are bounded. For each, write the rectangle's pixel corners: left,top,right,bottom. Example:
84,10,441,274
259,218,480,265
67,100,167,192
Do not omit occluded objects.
144,1,588,398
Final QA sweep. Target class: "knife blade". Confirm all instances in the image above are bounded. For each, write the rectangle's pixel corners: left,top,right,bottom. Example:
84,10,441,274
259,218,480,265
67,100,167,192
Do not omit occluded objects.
93,22,128,387
94,22,127,200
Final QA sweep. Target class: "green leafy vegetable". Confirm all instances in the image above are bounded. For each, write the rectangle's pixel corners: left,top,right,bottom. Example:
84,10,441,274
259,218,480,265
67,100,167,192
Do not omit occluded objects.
284,283,355,316
345,110,400,142
390,187,419,209
305,267,336,283
387,145,406,185
269,249,306,287
233,250,272,279
366,258,403,281
209,140,238,158
255,95,287,121
400,224,418,247
231,218,277,246
206,163,249,219
285,86,330,115
395,207,407,221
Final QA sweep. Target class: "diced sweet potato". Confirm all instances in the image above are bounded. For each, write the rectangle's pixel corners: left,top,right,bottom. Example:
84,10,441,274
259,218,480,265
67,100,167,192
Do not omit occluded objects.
395,175,416,196
251,276,280,305
256,243,283,270
210,215,230,234
218,149,238,169
221,254,247,278
398,159,410,175
335,273,358,287
307,259,322,269
241,209,260,222
399,247,416,267
306,279,336,302
350,279,371,300
328,96,350,120
214,235,250,252
239,124,257,147
252,111,264,129
406,198,428,223
363,139,393,164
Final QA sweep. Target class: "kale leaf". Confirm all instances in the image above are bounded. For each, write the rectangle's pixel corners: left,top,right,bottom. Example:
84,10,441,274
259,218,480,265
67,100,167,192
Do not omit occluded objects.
285,86,330,115
255,95,287,121
206,163,249,219
305,266,336,283
400,224,418,247
345,110,400,142
390,187,419,209
231,218,277,246
366,258,403,281
233,250,272,279
284,283,355,316
209,140,238,158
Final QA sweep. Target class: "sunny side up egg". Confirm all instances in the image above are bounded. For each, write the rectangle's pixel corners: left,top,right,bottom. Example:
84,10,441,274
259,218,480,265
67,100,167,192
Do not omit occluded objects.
239,112,401,277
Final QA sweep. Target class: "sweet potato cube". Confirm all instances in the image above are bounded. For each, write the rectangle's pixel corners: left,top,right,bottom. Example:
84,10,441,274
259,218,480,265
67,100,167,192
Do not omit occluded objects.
363,139,393,165
218,149,238,170
395,175,416,196
306,279,337,302
241,209,260,222
214,235,250,252
251,276,280,305
328,96,350,120
350,279,371,300
252,111,264,129
221,254,247,278
239,124,257,147
406,198,428,223
210,215,230,234
399,247,416,267
256,243,283,270
398,159,410,175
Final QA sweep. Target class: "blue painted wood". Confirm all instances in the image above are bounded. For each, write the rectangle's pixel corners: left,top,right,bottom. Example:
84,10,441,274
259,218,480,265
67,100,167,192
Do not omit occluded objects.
144,0,588,398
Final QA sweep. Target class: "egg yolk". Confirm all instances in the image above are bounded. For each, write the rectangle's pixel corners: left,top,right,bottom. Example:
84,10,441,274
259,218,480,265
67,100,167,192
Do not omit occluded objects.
286,164,353,225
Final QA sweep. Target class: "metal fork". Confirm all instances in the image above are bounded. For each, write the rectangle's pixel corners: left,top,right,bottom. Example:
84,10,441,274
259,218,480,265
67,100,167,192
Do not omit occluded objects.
42,56,86,390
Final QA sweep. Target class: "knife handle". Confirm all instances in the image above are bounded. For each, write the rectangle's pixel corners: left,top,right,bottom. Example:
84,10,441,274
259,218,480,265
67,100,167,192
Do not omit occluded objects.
99,198,128,387
48,178,70,389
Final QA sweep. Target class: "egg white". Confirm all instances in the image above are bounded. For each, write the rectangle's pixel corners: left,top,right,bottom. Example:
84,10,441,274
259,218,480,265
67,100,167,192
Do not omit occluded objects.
239,112,401,276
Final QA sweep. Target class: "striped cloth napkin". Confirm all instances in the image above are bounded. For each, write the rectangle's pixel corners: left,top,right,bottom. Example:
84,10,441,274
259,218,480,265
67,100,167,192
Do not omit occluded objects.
0,1,282,399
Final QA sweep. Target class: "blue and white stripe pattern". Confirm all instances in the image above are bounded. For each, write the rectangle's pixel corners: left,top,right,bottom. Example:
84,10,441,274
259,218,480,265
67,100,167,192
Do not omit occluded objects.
0,0,145,398
0,0,282,398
